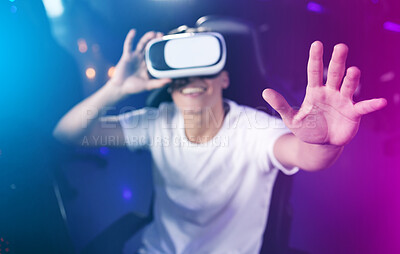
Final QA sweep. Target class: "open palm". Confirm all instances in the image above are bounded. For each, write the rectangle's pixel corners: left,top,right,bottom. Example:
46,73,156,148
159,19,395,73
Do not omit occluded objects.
111,29,170,95
263,41,387,146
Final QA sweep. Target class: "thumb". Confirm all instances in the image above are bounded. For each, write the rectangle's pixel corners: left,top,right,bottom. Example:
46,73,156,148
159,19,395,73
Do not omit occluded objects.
262,88,294,120
147,78,171,90
354,98,387,115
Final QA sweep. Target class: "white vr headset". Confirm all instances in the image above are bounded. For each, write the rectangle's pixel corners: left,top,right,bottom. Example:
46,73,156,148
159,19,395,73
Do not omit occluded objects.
145,32,227,79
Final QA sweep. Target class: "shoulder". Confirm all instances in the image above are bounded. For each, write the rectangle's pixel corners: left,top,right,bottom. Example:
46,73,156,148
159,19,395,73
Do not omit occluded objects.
118,102,177,129
119,102,176,120
158,101,177,117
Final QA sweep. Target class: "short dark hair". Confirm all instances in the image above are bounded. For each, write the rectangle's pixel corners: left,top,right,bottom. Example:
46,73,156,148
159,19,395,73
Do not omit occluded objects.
168,25,211,35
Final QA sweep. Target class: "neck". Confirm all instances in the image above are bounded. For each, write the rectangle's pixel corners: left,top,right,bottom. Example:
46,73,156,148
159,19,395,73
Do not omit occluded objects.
183,101,226,144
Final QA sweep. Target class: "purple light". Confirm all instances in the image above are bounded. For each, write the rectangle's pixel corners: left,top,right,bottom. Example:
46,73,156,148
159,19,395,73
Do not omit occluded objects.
383,21,400,33
307,2,324,13
371,0,379,4
99,146,109,155
123,189,132,200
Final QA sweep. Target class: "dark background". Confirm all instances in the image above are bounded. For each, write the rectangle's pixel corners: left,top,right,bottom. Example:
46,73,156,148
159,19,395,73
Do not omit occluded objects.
1,0,399,253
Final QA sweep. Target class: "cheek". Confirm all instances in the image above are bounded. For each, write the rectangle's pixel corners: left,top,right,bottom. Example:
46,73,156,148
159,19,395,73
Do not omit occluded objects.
171,92,192,109
206,84,223,100
171,92,182,105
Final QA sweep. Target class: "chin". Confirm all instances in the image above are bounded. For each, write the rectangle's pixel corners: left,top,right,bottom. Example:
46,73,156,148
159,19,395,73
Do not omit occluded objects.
177,103,207,115
173,93,221,115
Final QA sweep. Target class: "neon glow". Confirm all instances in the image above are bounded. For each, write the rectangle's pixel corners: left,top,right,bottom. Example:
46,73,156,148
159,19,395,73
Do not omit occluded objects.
307,2,324,13
42,0,64,18
383,21,400,33
99,147,109,155
123,189,132,200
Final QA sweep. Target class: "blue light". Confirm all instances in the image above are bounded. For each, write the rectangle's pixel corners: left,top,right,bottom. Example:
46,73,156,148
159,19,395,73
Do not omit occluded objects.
99,146,109,155
10,5,17,14
9,0,15,2
307,2,324,13
123,189,132,200
42,0,64,18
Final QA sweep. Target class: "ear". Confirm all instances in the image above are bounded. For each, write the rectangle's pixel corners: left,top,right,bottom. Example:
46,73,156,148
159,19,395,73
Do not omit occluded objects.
219,70,230,89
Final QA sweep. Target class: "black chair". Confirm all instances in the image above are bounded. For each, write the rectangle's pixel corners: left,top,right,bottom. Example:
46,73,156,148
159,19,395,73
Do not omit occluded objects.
194,15,306,254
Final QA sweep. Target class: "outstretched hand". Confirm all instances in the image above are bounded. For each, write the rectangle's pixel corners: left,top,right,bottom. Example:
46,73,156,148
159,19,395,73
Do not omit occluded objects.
262,41,387,146
110,29,171,95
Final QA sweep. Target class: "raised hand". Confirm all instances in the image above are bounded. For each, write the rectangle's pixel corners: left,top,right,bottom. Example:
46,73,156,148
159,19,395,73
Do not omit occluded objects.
110,29,171,95
262,41,387,146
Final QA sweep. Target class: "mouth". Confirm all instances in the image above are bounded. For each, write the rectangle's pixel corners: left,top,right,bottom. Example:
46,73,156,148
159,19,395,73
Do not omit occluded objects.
180,86,207,96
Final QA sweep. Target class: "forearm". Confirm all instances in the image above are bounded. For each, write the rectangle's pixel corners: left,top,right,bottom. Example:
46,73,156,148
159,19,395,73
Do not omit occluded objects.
275,134,344,172
295,140,343,171
53,81,125,143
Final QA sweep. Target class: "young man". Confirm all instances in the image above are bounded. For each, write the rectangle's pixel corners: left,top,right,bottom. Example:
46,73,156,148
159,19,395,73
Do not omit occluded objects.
54,29,386,253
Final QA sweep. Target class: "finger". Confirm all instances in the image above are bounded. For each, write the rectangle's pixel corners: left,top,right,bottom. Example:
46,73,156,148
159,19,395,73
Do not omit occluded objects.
135,31,156,53
326,43,348,90
147,78,172,90
340,66,361,99
354,98,387,115
123,29,136,56
307,41,324,88
262,88,294,120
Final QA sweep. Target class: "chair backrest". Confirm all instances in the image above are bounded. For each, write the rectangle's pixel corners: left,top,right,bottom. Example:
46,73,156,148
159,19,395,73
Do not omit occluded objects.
260,171,294,254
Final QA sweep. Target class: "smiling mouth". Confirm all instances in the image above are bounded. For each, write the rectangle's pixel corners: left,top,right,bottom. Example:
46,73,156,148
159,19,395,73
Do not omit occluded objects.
180,86,207,95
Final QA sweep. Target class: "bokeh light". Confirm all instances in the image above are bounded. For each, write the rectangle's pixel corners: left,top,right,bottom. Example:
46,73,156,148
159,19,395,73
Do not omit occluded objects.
10,5,17,14
383,21,400,33
99,147,109,155
107,66,115,78
85,67,96,80
77,39,88,53
122,189,132,200
307,2,324,13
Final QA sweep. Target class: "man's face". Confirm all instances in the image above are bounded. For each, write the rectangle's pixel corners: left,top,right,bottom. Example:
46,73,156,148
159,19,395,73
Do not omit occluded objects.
170,71,229,114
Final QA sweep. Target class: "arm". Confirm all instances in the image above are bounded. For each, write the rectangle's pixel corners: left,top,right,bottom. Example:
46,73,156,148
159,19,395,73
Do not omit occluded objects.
53,81,125,146
53,30,170,146
274,133,343,171
263,41,387,171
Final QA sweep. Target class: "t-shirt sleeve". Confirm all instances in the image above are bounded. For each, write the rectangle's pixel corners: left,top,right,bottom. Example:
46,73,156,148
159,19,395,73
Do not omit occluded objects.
250,110,299,175
118,107,158,151
265,128,299,175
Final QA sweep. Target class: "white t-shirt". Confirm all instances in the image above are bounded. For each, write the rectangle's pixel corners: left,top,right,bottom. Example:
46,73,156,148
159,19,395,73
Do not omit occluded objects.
119,99,298,254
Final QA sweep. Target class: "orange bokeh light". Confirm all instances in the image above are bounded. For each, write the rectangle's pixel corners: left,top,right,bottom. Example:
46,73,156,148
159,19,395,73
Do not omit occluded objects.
108,66,115,78
85,67,96,79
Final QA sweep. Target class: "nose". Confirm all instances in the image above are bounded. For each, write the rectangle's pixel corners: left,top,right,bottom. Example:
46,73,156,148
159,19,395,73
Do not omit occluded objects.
188,77,201,82
171,77,203,89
